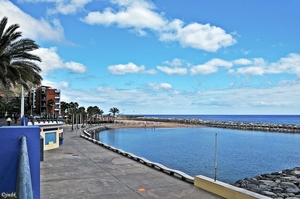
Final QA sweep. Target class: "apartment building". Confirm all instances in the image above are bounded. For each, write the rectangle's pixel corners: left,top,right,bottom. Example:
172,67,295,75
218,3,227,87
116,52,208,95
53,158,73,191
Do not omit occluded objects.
30,86,61,116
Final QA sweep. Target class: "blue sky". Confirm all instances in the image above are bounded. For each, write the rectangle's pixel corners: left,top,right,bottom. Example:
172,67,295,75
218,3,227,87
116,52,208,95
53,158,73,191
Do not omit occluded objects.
1,0,300,115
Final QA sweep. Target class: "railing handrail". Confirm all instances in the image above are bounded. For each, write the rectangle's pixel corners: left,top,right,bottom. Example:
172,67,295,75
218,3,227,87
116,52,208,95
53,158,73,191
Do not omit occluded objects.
16,136,33,199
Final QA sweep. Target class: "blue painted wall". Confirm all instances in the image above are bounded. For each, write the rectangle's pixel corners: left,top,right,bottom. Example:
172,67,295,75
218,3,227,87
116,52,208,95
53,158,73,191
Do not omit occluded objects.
45,132,56,144
0,126,40,199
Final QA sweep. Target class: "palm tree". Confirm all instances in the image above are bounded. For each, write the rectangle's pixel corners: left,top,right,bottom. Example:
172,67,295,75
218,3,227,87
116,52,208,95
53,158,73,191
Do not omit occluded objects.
47,99,55,117
0,17,42,90
69,101,79,131
109,107,119,123
78,106,86,126
109,107,119,118
87,106,102,124
60,101,69,117
99,109,104,120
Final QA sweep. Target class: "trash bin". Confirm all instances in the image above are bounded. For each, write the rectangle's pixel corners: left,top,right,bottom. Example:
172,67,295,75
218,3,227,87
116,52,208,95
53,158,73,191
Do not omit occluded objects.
59,133,64,145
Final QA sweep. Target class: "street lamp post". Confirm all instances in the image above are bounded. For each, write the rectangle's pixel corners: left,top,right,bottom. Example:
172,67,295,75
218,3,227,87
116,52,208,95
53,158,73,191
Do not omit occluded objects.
21,86,24,117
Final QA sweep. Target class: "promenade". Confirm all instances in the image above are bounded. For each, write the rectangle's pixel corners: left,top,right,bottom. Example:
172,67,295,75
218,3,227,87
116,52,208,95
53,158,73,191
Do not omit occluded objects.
40,125,222,198
41,127,220,199
0,119,222,198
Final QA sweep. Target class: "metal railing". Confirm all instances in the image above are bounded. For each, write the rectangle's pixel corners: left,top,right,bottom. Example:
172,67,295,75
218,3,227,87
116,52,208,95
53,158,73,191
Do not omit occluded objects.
16,136,33,199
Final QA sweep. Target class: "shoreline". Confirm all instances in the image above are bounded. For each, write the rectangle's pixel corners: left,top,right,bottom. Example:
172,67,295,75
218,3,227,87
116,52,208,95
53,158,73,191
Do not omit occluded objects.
116,117,300,133
110,119,198,129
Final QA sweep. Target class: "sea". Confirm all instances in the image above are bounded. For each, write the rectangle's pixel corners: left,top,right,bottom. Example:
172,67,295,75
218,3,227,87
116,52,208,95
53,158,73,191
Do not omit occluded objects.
96,115,300,183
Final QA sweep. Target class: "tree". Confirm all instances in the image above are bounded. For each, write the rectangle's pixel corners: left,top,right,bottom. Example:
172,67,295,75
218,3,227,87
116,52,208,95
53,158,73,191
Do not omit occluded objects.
68,101,79,131
60,101,69,117
47,99,55,116
87,106,102,124
109,107,119,118
78,106,86,126
0,17,42,90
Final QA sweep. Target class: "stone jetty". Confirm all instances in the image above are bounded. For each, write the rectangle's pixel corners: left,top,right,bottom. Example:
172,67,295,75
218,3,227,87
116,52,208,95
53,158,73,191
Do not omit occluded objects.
233,167,300,198
123,117,300,133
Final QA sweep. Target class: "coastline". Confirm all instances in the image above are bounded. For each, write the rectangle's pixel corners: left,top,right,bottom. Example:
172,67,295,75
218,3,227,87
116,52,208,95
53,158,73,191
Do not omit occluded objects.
110,119,198,129
115,117,300,133
83,120,300,198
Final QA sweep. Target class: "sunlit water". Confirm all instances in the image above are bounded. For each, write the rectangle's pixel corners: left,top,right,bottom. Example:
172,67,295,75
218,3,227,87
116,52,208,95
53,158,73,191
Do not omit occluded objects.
98,127,300,183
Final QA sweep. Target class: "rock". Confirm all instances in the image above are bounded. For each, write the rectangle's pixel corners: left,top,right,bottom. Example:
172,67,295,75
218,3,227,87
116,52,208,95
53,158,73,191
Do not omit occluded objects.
259,184,269,189
272,186,284,193
280,182,300,193
282,176,297,181
292,170,300,175
234,167,300,198
259,180,278,187
261,190,277,197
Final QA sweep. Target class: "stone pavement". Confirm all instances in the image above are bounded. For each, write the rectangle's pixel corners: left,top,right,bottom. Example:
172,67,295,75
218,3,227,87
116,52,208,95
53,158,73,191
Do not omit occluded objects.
40,126,223,199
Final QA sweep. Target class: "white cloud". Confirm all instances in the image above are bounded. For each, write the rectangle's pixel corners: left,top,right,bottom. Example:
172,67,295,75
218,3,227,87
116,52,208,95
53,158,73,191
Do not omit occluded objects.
235,67,265,76
163,58,183,67
41,79,69,89
81,0,236,51
19,0,92,15
232,53,300,77
148,82,172,91
190,58,232,75
32,47,88,75
195,79,300,109
233,58,253,65
107,62,156,75
65,61,88,73
81,0,167,34
267,53,300,76
160,20,237,52
0,0,65,42
158,58,187,75
156,66,187,75
156,53,300,77
57,79,300,114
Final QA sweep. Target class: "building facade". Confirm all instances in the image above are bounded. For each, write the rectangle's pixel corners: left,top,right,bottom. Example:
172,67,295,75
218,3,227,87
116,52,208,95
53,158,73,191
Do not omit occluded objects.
31,86,61,117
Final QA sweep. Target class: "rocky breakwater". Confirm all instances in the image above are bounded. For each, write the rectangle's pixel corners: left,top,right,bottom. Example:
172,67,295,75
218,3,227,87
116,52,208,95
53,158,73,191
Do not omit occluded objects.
233,167,300,198
132,117,300,133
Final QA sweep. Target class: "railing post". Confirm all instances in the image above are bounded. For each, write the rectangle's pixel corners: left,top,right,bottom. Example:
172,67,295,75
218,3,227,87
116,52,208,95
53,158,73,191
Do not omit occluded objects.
16,136,33,199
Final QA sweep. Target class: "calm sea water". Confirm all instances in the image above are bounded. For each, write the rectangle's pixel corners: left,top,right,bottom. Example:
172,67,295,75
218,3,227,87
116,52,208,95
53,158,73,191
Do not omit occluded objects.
97,115,300,183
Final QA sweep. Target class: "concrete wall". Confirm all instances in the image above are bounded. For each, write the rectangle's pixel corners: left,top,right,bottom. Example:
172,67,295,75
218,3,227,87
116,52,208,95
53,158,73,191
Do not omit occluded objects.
0,126,40,199
194,175,271,199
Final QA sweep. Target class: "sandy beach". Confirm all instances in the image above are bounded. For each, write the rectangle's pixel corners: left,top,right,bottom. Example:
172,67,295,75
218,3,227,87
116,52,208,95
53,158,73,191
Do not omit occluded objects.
111,119,197,129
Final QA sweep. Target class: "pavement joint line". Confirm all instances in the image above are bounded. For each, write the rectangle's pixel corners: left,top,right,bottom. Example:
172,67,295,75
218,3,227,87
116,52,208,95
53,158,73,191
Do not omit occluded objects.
73,137,141,195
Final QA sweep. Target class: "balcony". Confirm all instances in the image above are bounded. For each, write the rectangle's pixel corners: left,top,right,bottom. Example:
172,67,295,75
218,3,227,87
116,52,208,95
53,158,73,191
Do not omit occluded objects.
55,96,60,99
55,90,61,93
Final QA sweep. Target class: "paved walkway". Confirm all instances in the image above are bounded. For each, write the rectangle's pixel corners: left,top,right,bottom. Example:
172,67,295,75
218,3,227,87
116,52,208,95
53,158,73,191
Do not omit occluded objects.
40,126,223,199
